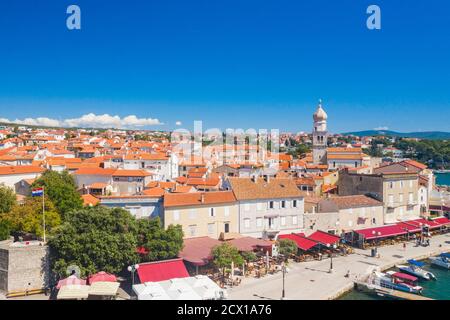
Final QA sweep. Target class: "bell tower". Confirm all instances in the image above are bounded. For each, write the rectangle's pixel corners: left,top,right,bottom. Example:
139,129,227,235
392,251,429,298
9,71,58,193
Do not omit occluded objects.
312,99,328,164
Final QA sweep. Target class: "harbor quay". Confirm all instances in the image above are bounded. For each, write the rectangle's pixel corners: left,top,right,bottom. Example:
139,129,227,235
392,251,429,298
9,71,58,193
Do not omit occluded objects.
227,233,450,300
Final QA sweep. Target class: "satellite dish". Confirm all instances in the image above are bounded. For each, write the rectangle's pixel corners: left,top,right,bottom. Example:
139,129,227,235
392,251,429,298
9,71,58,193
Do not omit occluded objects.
66,265,81,277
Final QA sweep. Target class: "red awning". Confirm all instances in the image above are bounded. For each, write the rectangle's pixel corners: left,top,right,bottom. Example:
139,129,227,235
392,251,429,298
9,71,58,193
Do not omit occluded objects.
355,224,407,240
88,271,117,284
137,258,189,283
402,218,441,230
227,237,272,252
432,217,450,226
278,234,317,251
307,230,340,245
397,222,421,233
179,237,221,266
392,272,418,282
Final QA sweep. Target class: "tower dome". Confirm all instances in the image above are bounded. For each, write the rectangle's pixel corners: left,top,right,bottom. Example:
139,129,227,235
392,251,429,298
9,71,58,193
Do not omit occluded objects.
313,99,328,122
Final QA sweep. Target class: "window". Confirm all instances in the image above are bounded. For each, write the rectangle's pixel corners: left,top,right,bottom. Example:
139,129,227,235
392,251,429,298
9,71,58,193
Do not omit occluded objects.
188,225,197,237
207,223,215,234
399,193,404,203
256,202,262,211
281,217,286,226
292,216,298,225
224,223,230,233
224,206,230,217
244,219,250,229
244,203,250,211
256,218,263,228
209,208,215,217
281,201,286,209
173,210,180,221
400,181,404,188
189,209,196,219
389,182,394,189
293,200,297,208
269,201,274,209
409,180,413,188
372,218,376,224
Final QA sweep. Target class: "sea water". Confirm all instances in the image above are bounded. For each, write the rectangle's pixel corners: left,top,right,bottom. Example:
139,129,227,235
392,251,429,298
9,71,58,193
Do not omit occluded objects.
339,258,450,300
436,173,450,187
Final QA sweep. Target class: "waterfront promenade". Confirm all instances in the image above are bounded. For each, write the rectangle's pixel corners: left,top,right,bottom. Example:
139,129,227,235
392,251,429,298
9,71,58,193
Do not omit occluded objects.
228,233,450,300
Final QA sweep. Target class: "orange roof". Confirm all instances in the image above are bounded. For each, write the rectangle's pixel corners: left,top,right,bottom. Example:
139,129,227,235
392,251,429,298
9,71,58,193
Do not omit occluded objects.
142,187,166,197
164,191,236,208
186,177,220,187
0,166,45,176
402,159,427,170
89,182,108,189
124,153,169,161
74,168,116,176
327,147,363,153
327,154,364,160
112,169,152,177
82,194,100,206
171,185,195,193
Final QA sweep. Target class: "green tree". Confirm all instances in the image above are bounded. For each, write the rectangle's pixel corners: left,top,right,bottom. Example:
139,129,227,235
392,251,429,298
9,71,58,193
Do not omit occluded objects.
212,243,244,281
240,251,257,262
32,170,83,218
0,185,16,213
138,218,184,262
277,239,298,257
0,219,11,241
48,207,140,277
3,196,60,238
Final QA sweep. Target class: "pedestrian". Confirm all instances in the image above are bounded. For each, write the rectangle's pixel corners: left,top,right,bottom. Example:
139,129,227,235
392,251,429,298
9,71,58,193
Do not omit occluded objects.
403,242,406,250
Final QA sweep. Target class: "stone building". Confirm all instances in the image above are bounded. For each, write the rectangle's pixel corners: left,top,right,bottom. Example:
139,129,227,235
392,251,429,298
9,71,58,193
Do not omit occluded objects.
0,239,50,296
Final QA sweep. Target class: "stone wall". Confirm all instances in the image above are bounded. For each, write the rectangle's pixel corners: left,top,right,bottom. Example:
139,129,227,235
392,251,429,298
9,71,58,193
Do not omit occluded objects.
0,240,50,294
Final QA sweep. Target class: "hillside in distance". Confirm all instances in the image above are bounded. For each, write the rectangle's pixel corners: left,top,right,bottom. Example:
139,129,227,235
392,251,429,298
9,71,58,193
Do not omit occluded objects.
343,130,450,140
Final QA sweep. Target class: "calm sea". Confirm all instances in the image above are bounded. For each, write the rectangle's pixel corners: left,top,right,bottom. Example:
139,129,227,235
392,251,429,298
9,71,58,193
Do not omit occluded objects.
436,173,450,186
339,258,450,300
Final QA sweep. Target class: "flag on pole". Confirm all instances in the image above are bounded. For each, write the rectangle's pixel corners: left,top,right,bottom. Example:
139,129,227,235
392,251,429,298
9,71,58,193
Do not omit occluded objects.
31,188,44,197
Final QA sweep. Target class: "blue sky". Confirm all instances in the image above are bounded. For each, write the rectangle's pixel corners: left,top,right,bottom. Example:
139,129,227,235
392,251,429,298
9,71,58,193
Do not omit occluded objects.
0,0,449,133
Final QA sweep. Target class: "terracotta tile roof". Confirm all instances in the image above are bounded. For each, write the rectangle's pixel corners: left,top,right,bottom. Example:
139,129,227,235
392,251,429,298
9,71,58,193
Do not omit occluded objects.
112,169,152,177
327,154,364,160
164,191,236,208
171,185,195,193
0,165,45,175
88,182,108,189
74,168,116,175
82,194,100,206
401,159,427,170
328,195,382,209
327,147,363,153
124,153,169,161
186,177,220,187
228,177,302,201
142,187,166,197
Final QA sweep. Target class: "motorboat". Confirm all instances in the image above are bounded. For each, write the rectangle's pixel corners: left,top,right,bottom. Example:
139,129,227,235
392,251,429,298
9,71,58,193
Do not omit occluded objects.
396,260,436,280
370,271,423,294
429,253,450,269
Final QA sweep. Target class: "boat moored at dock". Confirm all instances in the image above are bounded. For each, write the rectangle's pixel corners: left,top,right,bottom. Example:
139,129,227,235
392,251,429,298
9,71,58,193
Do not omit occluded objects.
397,260,436,280
429,253,450,269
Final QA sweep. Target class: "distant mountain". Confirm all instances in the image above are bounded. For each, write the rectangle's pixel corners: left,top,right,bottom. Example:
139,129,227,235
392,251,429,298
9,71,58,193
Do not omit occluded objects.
342,130,450,140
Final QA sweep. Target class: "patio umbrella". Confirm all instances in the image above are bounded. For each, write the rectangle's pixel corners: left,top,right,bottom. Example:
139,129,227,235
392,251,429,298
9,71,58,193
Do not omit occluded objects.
56,275,86,289
88,271,117,284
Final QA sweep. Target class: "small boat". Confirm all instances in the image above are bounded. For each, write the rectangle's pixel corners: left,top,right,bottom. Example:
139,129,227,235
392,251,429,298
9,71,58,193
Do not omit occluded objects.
429,253,450,269
397,260,436,280
372,271,423,294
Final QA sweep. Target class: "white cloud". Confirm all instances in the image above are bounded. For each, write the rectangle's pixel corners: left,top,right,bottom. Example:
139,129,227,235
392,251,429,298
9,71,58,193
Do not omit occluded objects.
374,126,389,131
175,121,182,126
0,113,163,129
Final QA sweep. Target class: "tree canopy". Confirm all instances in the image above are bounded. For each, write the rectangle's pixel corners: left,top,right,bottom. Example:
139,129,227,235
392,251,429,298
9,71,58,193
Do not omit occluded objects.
48,207,185,278
0,185,16,214
2,196,61,238
212,243,244,271
32,170,83,217
0,219,11,241
138,218,184,262
277,239,298,257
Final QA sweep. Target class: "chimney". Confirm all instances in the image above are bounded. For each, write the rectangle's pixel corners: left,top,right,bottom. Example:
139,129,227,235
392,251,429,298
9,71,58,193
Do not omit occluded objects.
251,175,257,183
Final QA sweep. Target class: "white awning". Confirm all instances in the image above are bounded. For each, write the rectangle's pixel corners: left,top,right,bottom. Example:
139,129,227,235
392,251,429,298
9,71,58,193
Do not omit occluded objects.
57,284,90,300
88,281,120,296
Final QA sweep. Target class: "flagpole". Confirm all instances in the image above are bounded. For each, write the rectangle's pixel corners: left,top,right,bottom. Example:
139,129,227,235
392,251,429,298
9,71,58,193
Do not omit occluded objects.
42,186,46,243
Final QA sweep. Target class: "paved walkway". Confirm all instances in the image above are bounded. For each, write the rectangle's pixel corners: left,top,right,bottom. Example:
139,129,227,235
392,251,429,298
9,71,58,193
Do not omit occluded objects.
227,233,450,300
